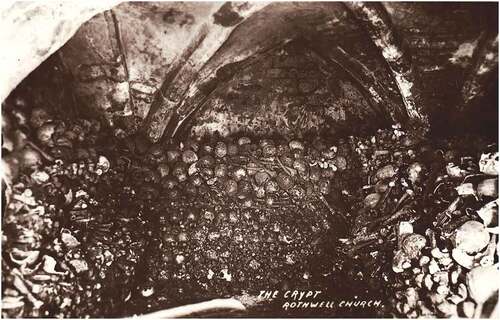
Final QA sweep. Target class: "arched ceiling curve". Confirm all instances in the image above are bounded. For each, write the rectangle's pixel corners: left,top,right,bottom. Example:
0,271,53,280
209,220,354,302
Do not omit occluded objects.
3,2,498,141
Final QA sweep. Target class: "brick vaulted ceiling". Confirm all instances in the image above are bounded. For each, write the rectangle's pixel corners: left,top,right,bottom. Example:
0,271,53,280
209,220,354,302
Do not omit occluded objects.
4,2,498,141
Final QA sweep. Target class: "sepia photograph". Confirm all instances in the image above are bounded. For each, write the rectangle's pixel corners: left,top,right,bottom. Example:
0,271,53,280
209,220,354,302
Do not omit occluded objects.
1,1,499,318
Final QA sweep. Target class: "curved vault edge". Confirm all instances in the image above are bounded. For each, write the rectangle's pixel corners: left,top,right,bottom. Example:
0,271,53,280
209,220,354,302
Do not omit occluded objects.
0,0,122,103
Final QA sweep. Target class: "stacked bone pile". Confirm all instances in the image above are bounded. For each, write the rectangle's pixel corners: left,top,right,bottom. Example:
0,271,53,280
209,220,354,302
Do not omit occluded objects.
340,127,499,318
337,125,429,278
2,100,498,318
2,103,365,317
387,149,499,318
2,106,149,317
131,136,359,312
